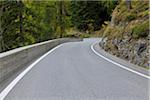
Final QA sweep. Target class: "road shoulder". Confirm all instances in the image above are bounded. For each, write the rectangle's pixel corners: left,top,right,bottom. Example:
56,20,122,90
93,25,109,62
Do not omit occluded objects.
92,42,150,77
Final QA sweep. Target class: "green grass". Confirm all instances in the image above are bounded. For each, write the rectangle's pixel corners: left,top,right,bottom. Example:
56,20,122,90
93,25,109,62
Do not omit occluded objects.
132,21,149,38
113,1,149,23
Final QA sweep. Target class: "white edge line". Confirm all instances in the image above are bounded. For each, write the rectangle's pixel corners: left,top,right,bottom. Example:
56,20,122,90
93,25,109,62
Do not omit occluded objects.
0,44,64,100
91,41,150,79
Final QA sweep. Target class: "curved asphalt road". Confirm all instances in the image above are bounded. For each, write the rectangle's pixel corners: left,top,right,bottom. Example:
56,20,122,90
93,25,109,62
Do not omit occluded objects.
3,39,149,100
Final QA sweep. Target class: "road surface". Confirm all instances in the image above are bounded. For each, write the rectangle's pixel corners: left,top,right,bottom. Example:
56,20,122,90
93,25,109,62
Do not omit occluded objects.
2,39,149,100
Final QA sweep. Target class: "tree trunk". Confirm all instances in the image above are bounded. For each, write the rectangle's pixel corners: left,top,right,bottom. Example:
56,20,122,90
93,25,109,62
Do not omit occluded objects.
59,1,63,38
0,2,5,52
58,1,66,38
125,0,132,10
18,1,24,45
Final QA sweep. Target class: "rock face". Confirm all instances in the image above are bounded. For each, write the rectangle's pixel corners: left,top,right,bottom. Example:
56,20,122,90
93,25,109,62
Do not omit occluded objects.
100,36,149,69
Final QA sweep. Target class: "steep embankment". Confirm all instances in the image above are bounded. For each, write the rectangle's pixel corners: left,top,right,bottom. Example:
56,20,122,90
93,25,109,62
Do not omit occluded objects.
100,1,149,69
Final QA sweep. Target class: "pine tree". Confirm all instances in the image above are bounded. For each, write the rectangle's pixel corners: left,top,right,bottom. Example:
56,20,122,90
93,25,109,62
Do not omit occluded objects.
71,1,117,31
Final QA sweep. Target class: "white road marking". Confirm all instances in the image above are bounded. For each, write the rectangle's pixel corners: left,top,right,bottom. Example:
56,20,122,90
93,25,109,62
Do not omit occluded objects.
0,44,64,100
91,41,150,79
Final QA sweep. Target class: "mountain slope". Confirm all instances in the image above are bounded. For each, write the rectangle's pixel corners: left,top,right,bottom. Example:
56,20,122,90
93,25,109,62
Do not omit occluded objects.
100,1,149,69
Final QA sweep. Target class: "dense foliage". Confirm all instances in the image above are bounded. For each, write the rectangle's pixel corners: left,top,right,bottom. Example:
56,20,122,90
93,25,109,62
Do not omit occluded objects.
0,0,117,52
71,1,117,32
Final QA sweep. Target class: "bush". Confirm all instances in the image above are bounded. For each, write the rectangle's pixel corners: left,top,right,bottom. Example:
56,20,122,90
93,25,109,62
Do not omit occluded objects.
126,13,136,21
132,21,149,38
138,10,149,17
64,34,79,38
103,26,123,39
79,33,91,38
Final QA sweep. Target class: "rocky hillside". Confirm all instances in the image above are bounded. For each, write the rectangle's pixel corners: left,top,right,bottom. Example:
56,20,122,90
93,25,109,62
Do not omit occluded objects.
99,1,149,69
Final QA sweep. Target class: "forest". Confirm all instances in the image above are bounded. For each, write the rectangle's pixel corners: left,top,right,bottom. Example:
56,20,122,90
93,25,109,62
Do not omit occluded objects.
0,0,117,53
